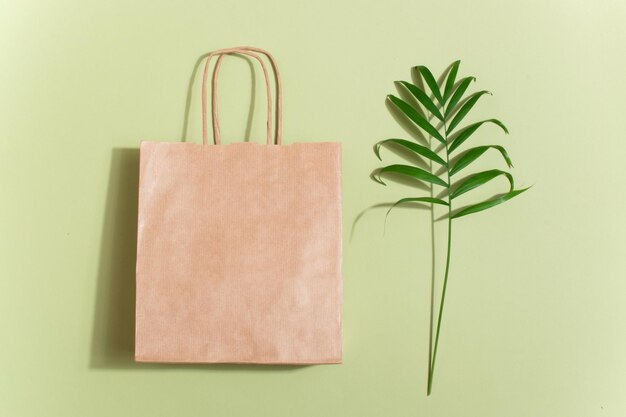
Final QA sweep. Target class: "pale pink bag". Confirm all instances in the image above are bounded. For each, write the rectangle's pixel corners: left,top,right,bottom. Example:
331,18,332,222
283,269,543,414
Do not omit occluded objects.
135,47,342,364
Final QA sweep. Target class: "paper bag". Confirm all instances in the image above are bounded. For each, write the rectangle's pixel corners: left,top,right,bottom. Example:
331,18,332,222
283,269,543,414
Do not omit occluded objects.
135,47,342,364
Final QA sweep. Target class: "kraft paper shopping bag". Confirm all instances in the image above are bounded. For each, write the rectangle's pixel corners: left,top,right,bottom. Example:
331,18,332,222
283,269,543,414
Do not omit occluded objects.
135,47,342,364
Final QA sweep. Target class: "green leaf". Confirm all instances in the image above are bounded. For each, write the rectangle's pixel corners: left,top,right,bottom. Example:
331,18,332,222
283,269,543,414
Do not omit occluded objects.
449,145,513,176
377,164,448,187
446,90,492,134
415,66,444,105
445,76,475,118
450,169,513,200
451,187,530,219
399,81,444,121
375,139,447,166
448,119,509,154
388,95,445,144
443,60,460,102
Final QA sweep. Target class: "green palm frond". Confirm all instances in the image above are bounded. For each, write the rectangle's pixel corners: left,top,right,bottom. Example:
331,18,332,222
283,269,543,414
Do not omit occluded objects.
373,61,529,395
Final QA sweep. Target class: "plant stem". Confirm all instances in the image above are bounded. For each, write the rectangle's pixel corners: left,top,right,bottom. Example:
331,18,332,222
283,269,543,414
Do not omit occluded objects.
427,116,453,396
427,208,452,395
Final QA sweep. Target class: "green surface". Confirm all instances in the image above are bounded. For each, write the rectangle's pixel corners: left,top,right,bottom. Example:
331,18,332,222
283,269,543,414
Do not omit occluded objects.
1,0,625,415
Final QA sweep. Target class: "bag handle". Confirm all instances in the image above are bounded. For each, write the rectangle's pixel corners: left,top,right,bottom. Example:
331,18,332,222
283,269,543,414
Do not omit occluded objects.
201,47,283,145
212,51,273,145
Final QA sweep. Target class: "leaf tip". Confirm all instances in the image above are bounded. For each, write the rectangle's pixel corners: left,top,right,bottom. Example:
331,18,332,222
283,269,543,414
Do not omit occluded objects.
492,119,509,134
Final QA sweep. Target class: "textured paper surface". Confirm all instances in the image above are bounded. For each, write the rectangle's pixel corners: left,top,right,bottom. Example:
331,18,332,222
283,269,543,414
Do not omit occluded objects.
135,141,342,364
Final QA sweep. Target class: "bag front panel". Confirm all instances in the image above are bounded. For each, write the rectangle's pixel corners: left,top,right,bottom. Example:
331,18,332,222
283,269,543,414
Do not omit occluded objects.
135,141,342,364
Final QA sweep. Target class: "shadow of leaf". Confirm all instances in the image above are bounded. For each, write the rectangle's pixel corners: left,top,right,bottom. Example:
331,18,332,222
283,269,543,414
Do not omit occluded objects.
373,143,430,171
350,201,437,242
371,168,431,192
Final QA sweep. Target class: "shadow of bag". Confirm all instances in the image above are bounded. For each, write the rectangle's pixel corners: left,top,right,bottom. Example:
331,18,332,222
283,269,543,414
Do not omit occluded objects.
135,47,342,364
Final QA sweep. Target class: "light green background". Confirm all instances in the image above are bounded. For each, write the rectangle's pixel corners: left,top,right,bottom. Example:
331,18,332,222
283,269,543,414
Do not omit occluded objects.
2,0,625,416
